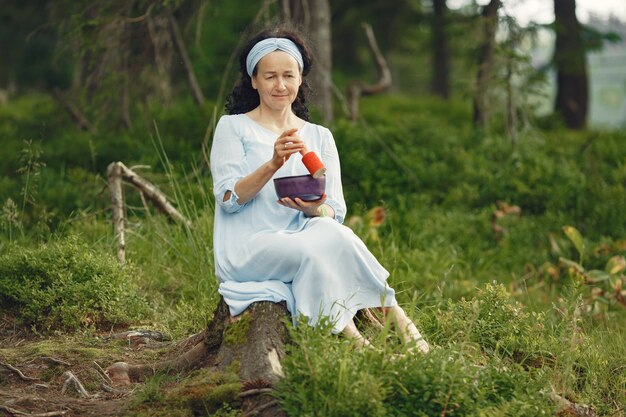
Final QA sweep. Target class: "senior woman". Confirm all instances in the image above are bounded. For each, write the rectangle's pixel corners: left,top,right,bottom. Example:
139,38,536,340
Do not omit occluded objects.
210,26,429,353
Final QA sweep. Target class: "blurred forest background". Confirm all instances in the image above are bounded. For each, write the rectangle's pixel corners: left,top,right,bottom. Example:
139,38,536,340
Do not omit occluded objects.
1,1,625,416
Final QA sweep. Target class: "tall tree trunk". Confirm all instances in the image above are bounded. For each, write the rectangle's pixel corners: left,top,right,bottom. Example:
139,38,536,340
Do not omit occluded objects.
309,0,333,123
553,0,588,129
472,0,501,129
169,14,205,107
281,0,333,123
431,0,450,99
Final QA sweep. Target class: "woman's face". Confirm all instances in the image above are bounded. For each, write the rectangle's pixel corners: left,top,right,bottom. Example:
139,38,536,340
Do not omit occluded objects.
251,51,302,112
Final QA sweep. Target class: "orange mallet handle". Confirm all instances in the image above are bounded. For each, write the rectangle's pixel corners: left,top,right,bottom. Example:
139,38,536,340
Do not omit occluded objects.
301,151,326,178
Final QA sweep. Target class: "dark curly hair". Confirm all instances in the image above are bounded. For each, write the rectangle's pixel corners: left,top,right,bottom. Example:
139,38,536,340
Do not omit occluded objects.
225,26,313,121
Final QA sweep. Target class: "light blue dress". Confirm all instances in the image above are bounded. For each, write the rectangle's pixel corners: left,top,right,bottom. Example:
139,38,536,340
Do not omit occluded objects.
210,114,397,333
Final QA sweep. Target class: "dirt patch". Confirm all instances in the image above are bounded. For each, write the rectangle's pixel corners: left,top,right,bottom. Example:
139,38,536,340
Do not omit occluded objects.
0,316,181,417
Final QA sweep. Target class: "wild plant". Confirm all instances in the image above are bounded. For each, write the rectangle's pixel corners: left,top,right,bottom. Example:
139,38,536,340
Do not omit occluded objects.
0,236,150,332
17,139,45,218
540,225,626,316
1,197,21,242
114,126,218,338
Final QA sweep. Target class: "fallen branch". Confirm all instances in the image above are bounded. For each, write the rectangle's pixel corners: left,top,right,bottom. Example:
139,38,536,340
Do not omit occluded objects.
0,404,67,416
242,400,279,417
237,388,273,399
107,329,170,342
40,357,71,367
61,371,89,398
93,361,113,386
100,383,131,395
0,362,38,382
107,161,191,263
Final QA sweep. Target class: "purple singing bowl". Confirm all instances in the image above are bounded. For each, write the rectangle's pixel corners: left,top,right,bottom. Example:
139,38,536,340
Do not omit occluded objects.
273,174,326,201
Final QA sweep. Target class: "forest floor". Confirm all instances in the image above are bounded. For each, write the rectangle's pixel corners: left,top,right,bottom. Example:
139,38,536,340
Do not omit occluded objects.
0,314,187,417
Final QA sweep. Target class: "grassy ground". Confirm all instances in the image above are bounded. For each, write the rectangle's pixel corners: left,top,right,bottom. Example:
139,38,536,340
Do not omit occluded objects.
1,94,625,416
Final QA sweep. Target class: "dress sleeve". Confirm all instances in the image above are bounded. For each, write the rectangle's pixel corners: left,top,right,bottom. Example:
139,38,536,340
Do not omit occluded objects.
210,116,249,213
320,127,347,224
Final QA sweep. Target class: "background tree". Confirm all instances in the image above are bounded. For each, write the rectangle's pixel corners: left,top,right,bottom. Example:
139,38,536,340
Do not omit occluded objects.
431,0,450,98
280,0,333,123
553,0,588,129
472,0,502,129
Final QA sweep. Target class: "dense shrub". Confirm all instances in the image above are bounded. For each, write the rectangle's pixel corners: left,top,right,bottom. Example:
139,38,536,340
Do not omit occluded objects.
0,236,150,331
431,283,547,361
387,351,553,417
279,315,554,416
334,97,626,238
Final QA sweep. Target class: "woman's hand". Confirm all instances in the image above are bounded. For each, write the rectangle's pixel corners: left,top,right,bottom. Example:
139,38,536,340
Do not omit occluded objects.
270,128,306,170
278,193,331,218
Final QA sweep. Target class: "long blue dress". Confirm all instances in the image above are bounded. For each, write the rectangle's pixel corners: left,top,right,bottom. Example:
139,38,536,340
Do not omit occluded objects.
210,114,397,333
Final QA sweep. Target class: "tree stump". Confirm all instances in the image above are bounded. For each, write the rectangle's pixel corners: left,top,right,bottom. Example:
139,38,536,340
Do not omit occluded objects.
106,297,289,416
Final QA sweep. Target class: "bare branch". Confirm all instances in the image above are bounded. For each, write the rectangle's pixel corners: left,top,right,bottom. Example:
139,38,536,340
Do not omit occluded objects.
347,23,392,121
0,362,38,382
107,161,191,263
0,405,68,416
51,88,97,134
238,388,274,399
124,3,155,23
61,371,89,398
107,162,126,264
41,357,71,367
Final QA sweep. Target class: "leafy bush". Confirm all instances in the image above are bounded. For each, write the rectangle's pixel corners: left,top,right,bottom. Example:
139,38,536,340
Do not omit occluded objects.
387,351,553,417
278,316,554,416
0,236,150,331
433,282,547,362
278,318,389,417
335,98,626,239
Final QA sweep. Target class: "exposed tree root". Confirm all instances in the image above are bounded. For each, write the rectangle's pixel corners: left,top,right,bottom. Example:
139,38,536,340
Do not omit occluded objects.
105,298,289,416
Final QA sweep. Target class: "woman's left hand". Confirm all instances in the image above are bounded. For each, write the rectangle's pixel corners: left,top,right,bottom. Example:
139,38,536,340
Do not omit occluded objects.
278,193,327,217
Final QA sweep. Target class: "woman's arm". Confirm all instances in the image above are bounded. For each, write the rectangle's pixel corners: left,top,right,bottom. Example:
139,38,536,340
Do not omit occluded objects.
227,128,304,204
211,117,306,211
277,127,344,221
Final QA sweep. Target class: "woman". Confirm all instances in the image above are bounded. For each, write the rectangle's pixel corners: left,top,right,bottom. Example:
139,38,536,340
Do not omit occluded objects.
210,26,429,353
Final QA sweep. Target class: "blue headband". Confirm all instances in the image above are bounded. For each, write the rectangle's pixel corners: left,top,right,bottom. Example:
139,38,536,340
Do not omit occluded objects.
245,38,304,77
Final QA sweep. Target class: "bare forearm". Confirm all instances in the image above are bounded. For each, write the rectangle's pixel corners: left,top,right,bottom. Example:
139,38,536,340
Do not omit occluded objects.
222,161,277,204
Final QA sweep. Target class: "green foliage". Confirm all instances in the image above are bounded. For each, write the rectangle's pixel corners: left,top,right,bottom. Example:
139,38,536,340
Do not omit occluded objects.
0,236,150,331
0,91,624,415
279,315,554,416
336,96,626,239
387,351,553,417
551,225,626,316
168,369,242,416
434,283,547,362
278,318,389,417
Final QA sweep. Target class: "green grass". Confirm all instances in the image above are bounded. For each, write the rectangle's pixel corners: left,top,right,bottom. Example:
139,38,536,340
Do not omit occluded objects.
0,93,624,415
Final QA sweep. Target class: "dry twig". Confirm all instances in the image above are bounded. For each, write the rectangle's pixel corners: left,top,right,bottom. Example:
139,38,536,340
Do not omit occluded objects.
40,357,71,367
242,400,279,417
0,362,38,382
61,371,89,398
107,161,191,263
0,404,68,416
237,388,273,399
100,383,132,395
93,361,113,385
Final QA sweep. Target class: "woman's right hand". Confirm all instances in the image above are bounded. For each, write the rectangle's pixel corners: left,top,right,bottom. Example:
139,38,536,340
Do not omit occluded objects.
270,128,306,170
